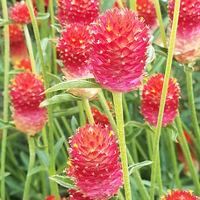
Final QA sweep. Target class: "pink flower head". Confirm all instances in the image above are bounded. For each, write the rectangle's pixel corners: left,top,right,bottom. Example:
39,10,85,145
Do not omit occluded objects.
67,124,123,199
90,8,150,92
13,58,32,72
58,23,94,78
45,195,62,200
67,190,92,200
168,0,200,63
9,1,38,24
161,189,198,200
56,0,100,26
140,74,180,127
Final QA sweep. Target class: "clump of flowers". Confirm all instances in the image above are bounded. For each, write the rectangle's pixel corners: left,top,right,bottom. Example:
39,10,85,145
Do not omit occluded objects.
13,58,32,72
9,1,38,24
136,0,157,31
140,74,180,127
168,0,200,63
90,8,150,92
56,0,100,26
10,72,47,135
67,189,92,200
66,124,123,199
177,131,199,176
161,189,198,200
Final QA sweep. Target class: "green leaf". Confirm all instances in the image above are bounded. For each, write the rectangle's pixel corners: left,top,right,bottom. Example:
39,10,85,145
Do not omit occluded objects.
128,161,153,175
0,18,14,27
165,123,178,142
51,24,62,33
40,93,81,107
50,175,76,189
36,148,49,169
125,127,143,144
43,78,101,94
54,136,65,160
0,172,11,180
36,13,50,20
53,107,79,118
125,121,154,133
49,38,60,45
28,166,48,177
9,69,24,75
71,116,79,134
0,120,15,129
46,72,62,83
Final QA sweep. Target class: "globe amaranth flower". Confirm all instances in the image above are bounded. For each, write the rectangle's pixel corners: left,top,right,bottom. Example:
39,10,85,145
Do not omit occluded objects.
13,58,32,72
10,72,47,135
67,190,93,200
2,24,24,43
66,124,123,200
136,0,157,31
168,0,200,64
140,74,180,127
161,189,198,200
57,23,94,77
56,0,100,26
90,8,150,93
9,1,38,24
45,195,62,200
177,131,199,176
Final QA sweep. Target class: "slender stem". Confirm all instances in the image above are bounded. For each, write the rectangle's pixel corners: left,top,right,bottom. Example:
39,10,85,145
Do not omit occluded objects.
116,0,124,8
167,130,181,189
22,136,35,200
184,64,200,150
23,25,36,74
49,0,57,75
113,92,132,200
98,89,149,200
82,98,94,124
77,100,86,127
150,0,180,199
61,116,73,136
1,0,10,199
176,114,200,195
130,0,136,11
26,0,60,199
153,0,167,47
156,153,162,196
146,130,153,160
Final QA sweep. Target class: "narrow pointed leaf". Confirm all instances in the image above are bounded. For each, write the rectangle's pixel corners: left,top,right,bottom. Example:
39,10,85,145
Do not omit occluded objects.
28,166,48,177
50,175,76,189
125,121,154,132
0,120,15,129
53,136,65,160
128,161,153,175
36,13,50,20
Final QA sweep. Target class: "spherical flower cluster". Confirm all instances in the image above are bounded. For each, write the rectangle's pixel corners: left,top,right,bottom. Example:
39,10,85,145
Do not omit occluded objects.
67,190,93,200
56,0,100,26
140,74,180,127
9,1,38,24
168,0,200,63
10,72,47,135
57,23,94,77
136,0,157,31
161,189,198,200
66,124,123,199
90,8,150,92
13,58,32,72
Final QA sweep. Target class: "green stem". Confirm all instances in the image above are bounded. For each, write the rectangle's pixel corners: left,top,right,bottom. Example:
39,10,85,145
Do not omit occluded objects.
153,0,167,47
176,114,200,195
130,0,136,11
116,0,124,8
49,0,57,75
23,24,36,74
146,130,153,160
26,0,60,199
156,153,162,197
82,98,94,124
61,116,73,136
150,0,180,199
184,64,200,151
113,92,132,200
98,90,149,200
22,136,35,200
166,130,181,189
77,100,86,127
1,0,10,198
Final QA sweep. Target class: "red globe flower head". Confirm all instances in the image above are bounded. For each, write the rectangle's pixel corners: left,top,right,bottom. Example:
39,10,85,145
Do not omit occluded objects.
168,0,200,63
67,190,93,200
140,74,180,127
10,72,45,110
66,124,123,199
9,1,38,24
177,131,199,176
161,189,198,200
58,23,94,78
2,24,24,43
12,107,47,136
45,195,62,200
10,40,29,65
56,0,100,26
13,58,32,72
90,8,150,93
136,0,157,31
